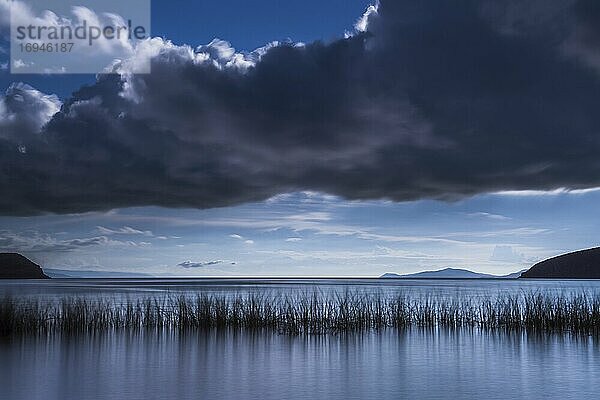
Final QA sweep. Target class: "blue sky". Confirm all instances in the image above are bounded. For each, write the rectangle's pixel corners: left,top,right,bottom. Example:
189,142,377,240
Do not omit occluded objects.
2,189,600,276
1,1,600,276
0,0,369,97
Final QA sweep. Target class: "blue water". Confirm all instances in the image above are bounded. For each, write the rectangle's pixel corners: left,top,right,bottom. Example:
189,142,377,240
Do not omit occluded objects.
1,279,600,400
2,277,600,300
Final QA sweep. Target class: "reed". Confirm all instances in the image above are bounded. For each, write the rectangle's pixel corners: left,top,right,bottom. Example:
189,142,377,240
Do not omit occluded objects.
2,291,600,336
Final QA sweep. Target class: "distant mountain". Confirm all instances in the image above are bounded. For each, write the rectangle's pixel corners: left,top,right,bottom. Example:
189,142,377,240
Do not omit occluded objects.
44,268,153,278
380,267,524,279
0,253,49,279
521,247,600,279
502,270,528,279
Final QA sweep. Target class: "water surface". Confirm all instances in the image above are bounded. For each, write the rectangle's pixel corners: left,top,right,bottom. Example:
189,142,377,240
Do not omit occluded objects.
3,277,600,301
2,279,599,400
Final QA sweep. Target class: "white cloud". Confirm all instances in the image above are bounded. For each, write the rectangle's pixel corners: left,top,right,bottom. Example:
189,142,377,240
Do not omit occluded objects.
3,2,134,54
0,230,143,253
117,36,270,100
96,225,153,236
228,233,254,244
2,1,149,73
354,4,379,33
124,209,470,246
13,59,33,69
494,187,600,197
441,227,551,239
284,212,332,222
0,83,61,141
285,237,302,242
467,212,511,221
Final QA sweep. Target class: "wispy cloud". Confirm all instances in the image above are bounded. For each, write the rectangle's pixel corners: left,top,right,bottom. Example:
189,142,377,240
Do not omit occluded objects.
440,227,552,239
467,212,511,221
178,260,224,268
0,230,145,253
229,233,254,244
96,226,153,236
206,213,468,245
494,187,600,197
118,209,472,246
95,225,178,241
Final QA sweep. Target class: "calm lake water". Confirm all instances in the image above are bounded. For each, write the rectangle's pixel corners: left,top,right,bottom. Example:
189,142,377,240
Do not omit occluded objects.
2,279,600,400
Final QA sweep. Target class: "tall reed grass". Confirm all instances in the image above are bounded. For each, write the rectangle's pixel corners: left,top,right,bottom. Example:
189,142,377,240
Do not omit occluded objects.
2,291,600,336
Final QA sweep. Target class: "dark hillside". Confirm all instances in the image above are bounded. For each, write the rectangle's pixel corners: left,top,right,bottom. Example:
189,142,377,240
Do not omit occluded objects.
0,253,49,279
521,248,600,279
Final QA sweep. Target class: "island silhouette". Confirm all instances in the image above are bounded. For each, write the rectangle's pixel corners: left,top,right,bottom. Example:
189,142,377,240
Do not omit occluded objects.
521,247,600,279
0,253,49,279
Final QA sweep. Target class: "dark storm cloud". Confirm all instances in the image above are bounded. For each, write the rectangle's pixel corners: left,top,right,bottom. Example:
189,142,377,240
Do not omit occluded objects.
2,0,600,215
